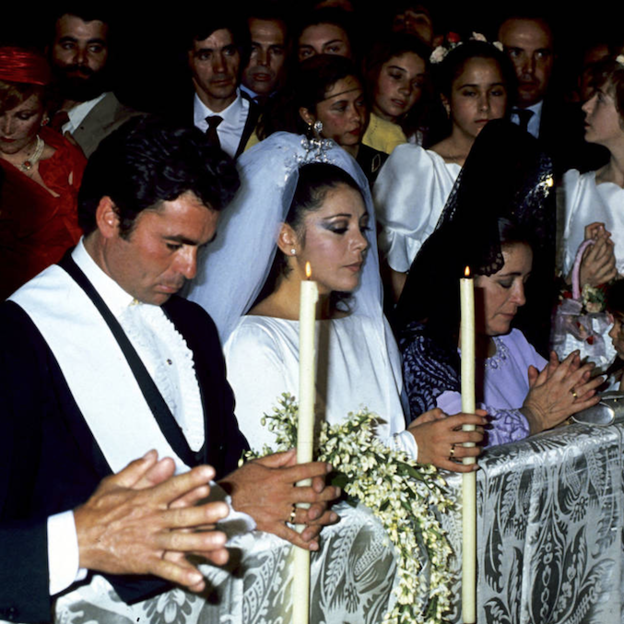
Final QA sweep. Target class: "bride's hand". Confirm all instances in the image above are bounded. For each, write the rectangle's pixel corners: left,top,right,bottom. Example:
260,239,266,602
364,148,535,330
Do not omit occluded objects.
407,408,487,473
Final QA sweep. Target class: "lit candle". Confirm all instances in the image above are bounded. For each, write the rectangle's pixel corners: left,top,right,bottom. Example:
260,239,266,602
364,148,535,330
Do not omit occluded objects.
293,262,318,624
460,266,476,624
297,262,318,466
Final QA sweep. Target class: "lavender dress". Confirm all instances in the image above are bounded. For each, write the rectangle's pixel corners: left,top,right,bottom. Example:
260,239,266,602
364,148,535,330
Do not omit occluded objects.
401,324,546,446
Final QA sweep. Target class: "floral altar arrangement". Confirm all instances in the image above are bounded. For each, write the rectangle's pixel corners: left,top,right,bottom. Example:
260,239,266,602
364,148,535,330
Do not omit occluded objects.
244,394,455,624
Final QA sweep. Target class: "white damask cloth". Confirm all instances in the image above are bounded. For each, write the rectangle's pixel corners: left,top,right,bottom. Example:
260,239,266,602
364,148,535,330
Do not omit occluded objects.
373,143,461,273
13,420,623,624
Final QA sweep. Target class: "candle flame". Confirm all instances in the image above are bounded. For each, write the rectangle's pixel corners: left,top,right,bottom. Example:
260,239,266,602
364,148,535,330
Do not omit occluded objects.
464,266,470,277
305,262,312,279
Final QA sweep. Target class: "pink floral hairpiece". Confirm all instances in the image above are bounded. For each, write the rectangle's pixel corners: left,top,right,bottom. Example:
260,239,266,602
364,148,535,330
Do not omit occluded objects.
430,32,504,64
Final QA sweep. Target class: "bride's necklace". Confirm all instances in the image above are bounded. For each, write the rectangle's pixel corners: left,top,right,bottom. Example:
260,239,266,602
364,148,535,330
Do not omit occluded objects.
19,135,44,173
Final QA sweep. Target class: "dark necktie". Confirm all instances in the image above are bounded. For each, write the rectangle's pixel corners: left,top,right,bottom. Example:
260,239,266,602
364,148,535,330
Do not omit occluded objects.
515,109,534,134
205,115,223,149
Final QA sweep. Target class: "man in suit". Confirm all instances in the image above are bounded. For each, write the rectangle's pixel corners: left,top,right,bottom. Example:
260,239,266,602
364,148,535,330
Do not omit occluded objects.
186,10,260,158
49,9,140,157
498,14,605,174
498,15,555,140
0,118,337,623
241,8,289,107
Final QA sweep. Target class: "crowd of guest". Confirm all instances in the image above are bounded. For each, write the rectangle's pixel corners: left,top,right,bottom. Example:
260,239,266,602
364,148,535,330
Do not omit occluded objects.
1,2,624,619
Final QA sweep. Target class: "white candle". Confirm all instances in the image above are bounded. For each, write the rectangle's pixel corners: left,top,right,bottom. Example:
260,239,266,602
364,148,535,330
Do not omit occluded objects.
297,263,318,466
460,267,476,624
293,263,318,624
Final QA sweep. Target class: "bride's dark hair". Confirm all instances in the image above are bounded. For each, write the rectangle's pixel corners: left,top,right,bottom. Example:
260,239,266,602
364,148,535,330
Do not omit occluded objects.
253,162,363,309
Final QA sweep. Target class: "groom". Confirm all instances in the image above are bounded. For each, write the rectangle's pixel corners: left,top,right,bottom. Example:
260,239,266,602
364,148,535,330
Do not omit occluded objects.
0,117,338,623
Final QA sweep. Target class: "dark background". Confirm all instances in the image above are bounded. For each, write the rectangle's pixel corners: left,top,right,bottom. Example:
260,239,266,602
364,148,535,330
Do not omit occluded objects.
2,2,622,112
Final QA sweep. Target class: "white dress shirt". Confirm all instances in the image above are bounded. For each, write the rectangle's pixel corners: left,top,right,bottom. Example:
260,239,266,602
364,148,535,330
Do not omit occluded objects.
61,92,108,135
193,89,250,158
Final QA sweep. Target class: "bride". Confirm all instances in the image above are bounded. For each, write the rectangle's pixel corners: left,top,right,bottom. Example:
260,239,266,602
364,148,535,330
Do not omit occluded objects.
186,132,484,472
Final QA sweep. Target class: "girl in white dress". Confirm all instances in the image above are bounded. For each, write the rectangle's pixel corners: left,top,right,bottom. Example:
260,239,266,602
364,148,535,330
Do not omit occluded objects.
561,57,623,287
557,57,624,366
374,39,514,300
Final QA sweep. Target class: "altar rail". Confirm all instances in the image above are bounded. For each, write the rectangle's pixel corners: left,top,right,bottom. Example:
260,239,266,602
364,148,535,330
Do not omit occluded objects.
40,421,624,624
445,420,623,624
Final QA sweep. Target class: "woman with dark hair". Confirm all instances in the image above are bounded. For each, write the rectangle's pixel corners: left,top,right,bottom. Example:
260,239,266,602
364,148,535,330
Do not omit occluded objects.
0,47,86,298
187,132,484,470
374,38,515,300
363,33,432,150
258,54,388,185
395,120,599,447
295,7,356,62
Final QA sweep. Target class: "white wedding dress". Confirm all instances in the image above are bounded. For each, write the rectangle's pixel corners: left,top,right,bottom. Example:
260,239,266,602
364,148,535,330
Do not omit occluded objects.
225,314,417,457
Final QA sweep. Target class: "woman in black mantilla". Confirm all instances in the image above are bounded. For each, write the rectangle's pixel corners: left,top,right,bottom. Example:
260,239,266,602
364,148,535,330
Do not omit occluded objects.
394,120,601,447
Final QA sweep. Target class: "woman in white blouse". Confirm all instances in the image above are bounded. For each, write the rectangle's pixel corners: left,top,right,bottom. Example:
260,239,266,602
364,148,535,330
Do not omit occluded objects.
561,56,623,288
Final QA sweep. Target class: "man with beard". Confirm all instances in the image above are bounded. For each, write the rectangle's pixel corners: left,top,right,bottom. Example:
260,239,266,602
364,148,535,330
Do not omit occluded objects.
49,10,140,158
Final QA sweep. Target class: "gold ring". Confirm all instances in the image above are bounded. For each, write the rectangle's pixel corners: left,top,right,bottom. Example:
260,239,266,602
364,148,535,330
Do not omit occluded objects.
449,444,456,458
289,505,297,524
571,390,578,399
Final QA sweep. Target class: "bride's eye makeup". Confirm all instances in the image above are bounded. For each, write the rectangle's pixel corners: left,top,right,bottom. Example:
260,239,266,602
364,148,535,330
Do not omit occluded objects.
323,219,350,234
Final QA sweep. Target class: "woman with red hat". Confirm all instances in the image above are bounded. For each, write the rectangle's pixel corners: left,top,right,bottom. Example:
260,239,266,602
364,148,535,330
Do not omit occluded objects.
0,47,86,298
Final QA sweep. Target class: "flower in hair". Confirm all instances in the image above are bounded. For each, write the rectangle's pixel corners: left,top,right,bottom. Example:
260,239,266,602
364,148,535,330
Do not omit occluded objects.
616,54,624,67
430,45,448,64
430,32,501,64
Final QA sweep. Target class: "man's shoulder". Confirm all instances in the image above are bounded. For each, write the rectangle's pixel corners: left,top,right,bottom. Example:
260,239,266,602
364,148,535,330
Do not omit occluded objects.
164,294,216,326
76,93,144,158
240,92,261,122
163,295,222,350
87,92,141,122
0,300,41,337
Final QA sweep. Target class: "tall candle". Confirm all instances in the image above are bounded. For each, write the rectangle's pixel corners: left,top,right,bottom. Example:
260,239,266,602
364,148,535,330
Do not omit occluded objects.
293,262,318,624
460,267,476,624
297,262,318,467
